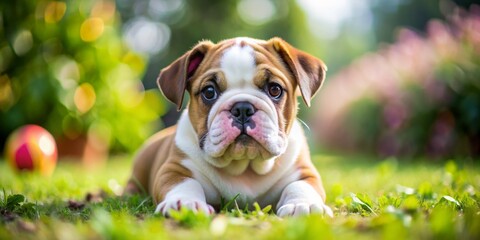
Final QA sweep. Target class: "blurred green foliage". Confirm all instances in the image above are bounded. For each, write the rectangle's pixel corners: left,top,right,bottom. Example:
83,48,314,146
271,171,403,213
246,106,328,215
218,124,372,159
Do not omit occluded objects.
0,0,165,153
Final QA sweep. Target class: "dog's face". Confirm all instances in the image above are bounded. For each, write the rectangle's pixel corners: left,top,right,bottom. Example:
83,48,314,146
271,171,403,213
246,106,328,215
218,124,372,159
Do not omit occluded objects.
158,37,326,174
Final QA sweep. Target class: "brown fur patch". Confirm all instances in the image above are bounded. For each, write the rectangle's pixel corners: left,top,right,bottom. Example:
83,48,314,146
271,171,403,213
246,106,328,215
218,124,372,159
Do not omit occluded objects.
126,126,192,203
294,145,326,201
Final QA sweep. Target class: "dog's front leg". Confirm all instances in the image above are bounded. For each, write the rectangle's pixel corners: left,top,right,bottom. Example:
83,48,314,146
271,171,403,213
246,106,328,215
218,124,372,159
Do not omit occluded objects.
152,163,215,216
276,181,333,217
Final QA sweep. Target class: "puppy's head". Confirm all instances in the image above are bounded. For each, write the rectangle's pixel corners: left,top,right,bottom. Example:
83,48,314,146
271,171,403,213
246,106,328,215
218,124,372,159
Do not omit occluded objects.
158,37,326,174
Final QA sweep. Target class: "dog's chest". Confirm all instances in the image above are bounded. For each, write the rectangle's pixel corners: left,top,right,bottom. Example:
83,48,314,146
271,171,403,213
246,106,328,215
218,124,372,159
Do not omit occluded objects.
181,158,300,207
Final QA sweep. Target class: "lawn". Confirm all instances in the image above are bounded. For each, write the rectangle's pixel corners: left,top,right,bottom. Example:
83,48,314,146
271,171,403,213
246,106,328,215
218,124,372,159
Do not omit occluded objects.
1,154,479,239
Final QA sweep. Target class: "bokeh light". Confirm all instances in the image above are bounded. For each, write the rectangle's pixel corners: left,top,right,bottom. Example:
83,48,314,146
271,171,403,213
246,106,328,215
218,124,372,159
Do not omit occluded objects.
123,18,170,55
237,0,276,26
74,83,96,114
80,18,105,42
12,30,33,56
148,0,184,21
55,58,80,90
91,0,116,21
44,1,67,23
297,0,373,39
0,75,14,110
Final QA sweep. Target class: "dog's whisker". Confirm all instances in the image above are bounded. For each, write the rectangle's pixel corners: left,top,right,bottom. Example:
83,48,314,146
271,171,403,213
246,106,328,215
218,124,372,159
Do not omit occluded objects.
297,118,311,132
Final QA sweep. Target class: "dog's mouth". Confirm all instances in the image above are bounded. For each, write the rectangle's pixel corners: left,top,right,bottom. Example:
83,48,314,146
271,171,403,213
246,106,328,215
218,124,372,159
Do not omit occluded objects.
215,133,271,162
235,133,252,143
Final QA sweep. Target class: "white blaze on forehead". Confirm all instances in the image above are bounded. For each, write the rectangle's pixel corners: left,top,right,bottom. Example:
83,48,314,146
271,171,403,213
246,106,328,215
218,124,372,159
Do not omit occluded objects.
234,37,265,45
220,43,256,88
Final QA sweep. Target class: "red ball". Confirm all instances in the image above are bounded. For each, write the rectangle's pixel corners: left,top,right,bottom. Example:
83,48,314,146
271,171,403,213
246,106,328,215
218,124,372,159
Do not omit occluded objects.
5,125,57,176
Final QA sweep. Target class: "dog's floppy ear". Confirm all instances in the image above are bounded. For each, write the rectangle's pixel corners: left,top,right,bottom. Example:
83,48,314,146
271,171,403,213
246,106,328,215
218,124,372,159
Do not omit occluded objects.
267,37,327,107
157,41,214,110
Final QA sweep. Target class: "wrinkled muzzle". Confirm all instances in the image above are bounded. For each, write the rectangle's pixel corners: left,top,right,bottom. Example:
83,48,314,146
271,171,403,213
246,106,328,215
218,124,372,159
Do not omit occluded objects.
202,93,287,169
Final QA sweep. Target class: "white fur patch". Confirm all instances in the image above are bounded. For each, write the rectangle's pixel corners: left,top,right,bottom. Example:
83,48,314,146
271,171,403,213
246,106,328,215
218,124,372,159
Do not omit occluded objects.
154,178,214,216
235,37,265,45
220,43,256,88
276,181,333,217
224,159,250,175
250,158,275,175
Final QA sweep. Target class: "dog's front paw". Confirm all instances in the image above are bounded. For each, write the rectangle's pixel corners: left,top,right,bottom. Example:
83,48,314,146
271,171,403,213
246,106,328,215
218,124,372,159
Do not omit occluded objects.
155,199,215,216
276,181,333,218
277,201,333,217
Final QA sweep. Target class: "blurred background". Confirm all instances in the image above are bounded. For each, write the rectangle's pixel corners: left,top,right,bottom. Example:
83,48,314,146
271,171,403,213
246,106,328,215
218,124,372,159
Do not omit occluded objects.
0,0,478,163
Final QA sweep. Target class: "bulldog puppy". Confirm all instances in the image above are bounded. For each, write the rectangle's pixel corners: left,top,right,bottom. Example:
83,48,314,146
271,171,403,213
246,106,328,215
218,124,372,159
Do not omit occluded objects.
126,37,333,217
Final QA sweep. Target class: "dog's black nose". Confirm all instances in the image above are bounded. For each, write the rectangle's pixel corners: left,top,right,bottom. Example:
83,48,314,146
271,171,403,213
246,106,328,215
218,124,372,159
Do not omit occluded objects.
230,102,255,124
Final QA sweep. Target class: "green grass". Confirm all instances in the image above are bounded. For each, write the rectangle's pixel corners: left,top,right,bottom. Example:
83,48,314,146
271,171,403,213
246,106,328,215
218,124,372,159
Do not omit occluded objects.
1,155,479,239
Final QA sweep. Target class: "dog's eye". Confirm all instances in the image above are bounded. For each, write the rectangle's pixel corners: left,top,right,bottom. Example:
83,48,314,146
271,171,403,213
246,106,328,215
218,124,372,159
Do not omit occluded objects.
201,86,218,101
267,83,283,99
